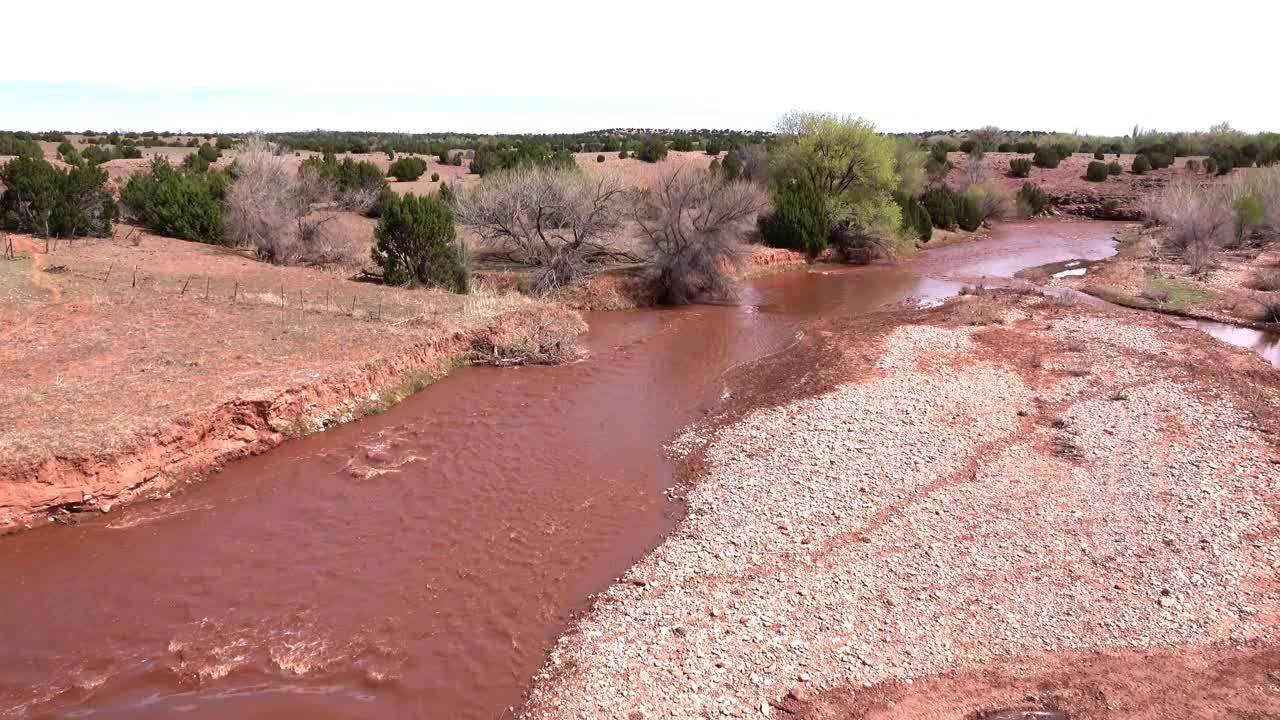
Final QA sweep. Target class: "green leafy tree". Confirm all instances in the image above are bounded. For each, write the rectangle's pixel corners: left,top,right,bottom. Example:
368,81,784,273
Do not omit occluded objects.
371,193,468,292
769,112,902,254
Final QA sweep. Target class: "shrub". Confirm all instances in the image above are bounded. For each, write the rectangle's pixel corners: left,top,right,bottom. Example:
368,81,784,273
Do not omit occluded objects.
618,149,629,160
897,194,932,242
634,169,765,304
1141,178,1231,273
1132,155,1151,174
1051,142,1076,159
0,132,43,157
1234,195,1265,241
1014,140,1039,154
956,195,983,231
0,155,115,237
1108,160,1122,176
299,152,387,212
1085,161,1110,182
671,137,693,152
1247,269,1280,292
1203,157,1218,174
758,178,830,257
929,144,950,165
469,147,497,175
959,139,981,154
431,172,440,182
1094,151,1105,160
997,143,1015,152
371,192,468,292
1146,151,1174,170
1032,147,1061,169
197,144,221,163
1009,158,1031,177
925,154,952,182
183,152,212,172
596,154,605,163
722,149,743,181
1185,159,1201,173
636,137,668,163
388,156,428,181
1017,182,1051,217
56,141,81,165
963,182,1013,223
123,159,226,243
704,139,723,156
922,187,959,229
216,136,234,150
708,158,721,176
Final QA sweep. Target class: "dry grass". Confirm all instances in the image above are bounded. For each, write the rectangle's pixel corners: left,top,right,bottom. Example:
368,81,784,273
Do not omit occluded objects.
0,229,547,463
954,294,1003,326
1247,269,1280,291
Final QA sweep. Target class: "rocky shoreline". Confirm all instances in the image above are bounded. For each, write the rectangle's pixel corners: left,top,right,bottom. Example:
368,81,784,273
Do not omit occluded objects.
520,291,1280,718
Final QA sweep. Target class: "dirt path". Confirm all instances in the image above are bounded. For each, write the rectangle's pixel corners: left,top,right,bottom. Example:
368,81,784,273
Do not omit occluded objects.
14,234,61,303
0,235,62,344
520,292,1280,719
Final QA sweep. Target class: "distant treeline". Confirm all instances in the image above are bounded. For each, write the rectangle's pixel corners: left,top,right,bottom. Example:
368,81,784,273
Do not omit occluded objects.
257,129,775,157
896,123,1280,168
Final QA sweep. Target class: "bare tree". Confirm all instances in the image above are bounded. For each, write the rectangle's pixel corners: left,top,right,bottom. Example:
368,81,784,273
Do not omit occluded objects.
457,166,636,294
225,141,297,262
734,144,771,184
226,137,360,267
632,168,767,304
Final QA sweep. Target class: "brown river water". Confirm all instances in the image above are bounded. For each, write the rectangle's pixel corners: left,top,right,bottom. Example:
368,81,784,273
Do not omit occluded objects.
1,221,1274,719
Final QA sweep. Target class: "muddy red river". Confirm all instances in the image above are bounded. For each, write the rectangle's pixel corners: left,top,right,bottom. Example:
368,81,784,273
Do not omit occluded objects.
2,221,1269,719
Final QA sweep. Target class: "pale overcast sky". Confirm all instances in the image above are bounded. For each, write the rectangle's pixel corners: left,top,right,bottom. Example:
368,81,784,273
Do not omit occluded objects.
3,0,1276,135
